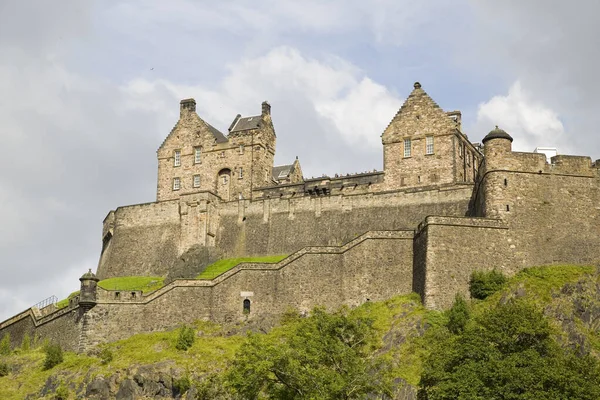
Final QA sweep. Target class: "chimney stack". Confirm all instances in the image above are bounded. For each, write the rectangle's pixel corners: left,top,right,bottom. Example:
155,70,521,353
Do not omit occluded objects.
180,98,196,117
262,101,271,116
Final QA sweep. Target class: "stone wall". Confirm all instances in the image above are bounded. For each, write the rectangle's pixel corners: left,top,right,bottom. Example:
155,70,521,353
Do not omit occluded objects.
413,216,514,309
0,304,83,352
97,201,181,279
84,230,413,347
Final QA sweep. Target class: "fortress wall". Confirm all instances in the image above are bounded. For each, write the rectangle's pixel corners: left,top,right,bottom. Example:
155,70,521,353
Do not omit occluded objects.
414,216,514,309
217,185,473,257
492,171,600,267
82,232,413,346
97,201,181,279
0,307,82,352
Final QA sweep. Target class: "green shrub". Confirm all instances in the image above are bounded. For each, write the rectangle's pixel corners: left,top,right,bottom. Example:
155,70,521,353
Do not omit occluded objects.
0,333,11,355
446,294,470,334
469,270,507,300
175,325,196,351
55,384,70,400
43,343,64,370
173,375,191,396
21,332,31,351
99,347,113,364
0,362,10,377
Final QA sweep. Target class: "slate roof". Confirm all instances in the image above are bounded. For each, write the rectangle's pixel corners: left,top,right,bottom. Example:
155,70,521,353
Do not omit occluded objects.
230,115,262,133
206,122,228,143
272,164,294,181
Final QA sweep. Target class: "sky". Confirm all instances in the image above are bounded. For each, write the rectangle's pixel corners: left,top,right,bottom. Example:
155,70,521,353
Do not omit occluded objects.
1,0,599,321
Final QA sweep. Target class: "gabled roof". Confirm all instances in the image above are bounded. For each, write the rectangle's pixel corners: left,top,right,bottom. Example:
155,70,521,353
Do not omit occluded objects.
272,164,294,180
230,115,262,133
206,122,228,143
382,82,457,140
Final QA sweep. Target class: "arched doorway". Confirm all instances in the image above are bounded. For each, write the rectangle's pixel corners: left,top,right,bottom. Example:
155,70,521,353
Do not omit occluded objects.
217,168,231,201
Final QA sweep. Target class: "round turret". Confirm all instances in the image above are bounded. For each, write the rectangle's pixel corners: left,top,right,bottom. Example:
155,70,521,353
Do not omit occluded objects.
483,125,513,158
79,269,100,309
482,126,513,144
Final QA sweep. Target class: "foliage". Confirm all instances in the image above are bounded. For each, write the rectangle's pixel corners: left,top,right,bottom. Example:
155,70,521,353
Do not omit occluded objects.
227,306,391,399
55,384,69,400
196,255,288,279
21,333,30,352
173,375,191,396
469,270,507,300
0,333,10,356
175,325,196,351
98,347,113,364
43,344,64,370
419,298,600,399
0,362,9,377
194,373,232,400
98,276,164,293
446,294,470,334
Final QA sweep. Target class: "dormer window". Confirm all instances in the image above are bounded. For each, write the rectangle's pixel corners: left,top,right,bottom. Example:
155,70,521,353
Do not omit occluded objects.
174,150,181,167
194,147,201,164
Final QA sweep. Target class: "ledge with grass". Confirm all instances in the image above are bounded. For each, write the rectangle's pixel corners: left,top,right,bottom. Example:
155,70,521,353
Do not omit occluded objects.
196,255,288,280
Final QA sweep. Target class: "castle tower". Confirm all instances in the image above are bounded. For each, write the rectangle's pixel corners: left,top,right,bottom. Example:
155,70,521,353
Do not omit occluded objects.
79,269,99,310
481,126,514,218
381,82,482,190
226,101,277,196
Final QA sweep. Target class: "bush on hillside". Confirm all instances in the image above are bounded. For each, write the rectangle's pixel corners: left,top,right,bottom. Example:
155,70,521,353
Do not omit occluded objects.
43,343,64,370
175,325,196,351
99,347,113,364
0,362,10,377
469,270,507,299
0,333,11,355
21,333,30,351
446,294,470,334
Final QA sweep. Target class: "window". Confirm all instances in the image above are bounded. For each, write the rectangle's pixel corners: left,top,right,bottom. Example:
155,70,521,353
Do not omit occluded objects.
459,144,463,157
194,147,201,164
403,138,411,157
222,175,228,185
243,299,251,314
174,150,181,167
426,136,434,154
238,167,243,179
239,144,244,154
173,177,181,190
221,151,225,158
467,153,471,166
193,175,200,188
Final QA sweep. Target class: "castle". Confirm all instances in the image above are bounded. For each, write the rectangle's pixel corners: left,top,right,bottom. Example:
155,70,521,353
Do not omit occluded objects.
1,82,599,353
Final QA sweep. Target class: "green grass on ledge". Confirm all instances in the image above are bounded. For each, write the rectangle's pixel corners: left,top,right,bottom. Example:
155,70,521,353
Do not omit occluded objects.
56,291,81,309
98,276,165,293
196,255,288,280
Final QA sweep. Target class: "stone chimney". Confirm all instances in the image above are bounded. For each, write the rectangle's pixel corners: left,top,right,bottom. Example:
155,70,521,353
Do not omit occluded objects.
262,101,271,116
180,98,196,117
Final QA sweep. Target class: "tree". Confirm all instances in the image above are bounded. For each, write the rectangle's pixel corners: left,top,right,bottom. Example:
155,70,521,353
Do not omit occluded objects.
419,299,600,400
175,325,196,351
469,270,507,300
227,306,391,399
43,343,64,370
446,294,470,334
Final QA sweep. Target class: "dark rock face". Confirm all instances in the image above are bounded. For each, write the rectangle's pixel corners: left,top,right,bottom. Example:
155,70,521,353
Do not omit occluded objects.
86,377,111,399
115,379,138,400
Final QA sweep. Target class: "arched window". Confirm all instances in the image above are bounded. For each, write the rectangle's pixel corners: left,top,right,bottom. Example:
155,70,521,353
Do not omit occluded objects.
243,299,251,314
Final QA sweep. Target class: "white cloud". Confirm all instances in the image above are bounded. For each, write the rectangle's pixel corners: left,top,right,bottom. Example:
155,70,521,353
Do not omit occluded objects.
475,81,568,153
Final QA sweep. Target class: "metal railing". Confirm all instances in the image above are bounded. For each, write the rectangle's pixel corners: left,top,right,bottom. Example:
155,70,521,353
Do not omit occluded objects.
32,295,58,310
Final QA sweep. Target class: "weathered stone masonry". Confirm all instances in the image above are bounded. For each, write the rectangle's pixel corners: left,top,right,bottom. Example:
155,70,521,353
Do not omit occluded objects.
2,82,599,352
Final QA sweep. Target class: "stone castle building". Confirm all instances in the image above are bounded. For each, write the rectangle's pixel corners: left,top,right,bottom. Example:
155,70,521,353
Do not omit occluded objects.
2,82,599,352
